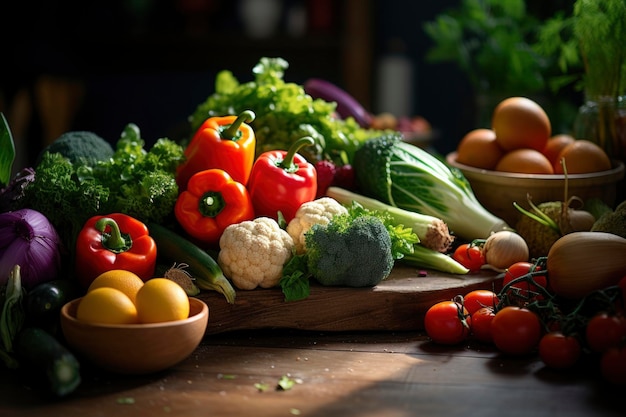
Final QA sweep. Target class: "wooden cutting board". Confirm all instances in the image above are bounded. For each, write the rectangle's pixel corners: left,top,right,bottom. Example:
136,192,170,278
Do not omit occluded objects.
197,266,502,335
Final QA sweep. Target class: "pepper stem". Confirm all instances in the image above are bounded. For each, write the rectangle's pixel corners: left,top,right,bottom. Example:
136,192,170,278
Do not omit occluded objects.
222,110,256,140
279,136,315,172
95,217,132,254
199,191,226,217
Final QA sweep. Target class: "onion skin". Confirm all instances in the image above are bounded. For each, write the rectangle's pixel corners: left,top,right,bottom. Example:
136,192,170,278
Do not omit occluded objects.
0,209,63,289
483,231,529,270
547,231,626,299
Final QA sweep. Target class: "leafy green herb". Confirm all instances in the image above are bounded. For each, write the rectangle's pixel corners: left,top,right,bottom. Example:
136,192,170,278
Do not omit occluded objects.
0,113,15,187
277,375,297,391
189,57,378,165
116,397,136,405
18,124,184,252
534,0,626,97
423,0,548,94
254,382,270,392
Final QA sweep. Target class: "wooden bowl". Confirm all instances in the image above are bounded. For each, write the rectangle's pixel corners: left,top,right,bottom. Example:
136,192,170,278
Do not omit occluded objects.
446,152,625,227
60,297,209,374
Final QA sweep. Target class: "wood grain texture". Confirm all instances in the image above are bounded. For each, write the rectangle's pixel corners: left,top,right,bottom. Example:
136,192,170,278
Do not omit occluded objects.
198,266,501,334
2,331,622,417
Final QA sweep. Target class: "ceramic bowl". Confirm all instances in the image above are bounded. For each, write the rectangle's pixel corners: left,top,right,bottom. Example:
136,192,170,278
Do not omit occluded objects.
446,152,625,227
60,297,209,374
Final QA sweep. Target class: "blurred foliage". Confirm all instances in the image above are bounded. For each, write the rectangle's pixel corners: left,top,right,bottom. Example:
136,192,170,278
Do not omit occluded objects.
534,0,626,98
423,0,549,94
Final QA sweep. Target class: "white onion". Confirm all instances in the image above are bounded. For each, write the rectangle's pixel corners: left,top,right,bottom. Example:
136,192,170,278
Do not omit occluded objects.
483,230,529,270
0,209,62,289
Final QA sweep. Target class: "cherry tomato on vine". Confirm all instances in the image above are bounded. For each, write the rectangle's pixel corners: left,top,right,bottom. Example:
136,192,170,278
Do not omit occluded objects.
490,306,542,355
585,312,626,353
471,306,495,344
463,289,499,315
618,275,626,312
424,300,472,345
538,331,582,369
502,261,548,301
452,243,485,272
600,346,626,385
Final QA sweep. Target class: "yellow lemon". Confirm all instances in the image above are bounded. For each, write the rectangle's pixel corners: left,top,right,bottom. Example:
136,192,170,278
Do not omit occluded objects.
135,278,190,323
88,269,145,305
76,287,138,324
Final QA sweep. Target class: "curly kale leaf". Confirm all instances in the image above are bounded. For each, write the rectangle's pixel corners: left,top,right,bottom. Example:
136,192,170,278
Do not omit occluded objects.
20,152,110,250
20,124,184,250
189,57,377,164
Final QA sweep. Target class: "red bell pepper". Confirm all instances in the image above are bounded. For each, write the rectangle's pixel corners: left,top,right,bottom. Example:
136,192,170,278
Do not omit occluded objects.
176,110,256,190
175,168,255,247
247,136,317,222
75,213,157,289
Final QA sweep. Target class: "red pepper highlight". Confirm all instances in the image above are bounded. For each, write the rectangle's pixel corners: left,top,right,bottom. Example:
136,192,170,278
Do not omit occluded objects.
75,213,157,289
247,136,317,222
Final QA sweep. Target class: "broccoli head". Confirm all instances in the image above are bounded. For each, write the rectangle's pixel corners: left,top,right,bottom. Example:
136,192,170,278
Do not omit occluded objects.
591,200,626,239
305,214,394,287
37,131,114,166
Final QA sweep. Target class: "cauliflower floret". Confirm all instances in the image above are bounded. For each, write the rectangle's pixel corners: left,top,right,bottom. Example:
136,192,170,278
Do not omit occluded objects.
287,197,348,254
218,217,295,290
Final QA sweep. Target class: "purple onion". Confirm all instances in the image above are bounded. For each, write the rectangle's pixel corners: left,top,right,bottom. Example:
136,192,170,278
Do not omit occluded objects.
0,209,62,289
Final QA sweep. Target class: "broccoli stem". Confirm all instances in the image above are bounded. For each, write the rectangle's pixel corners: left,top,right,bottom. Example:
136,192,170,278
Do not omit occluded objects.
326,187,454,253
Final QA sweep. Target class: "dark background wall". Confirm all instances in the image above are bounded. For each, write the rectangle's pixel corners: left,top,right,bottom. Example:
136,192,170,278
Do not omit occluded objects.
1,0,575,172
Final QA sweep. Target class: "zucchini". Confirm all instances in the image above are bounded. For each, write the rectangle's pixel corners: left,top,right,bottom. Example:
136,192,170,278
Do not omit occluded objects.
148,223,236,304
16,327,81,397
25,280,81,335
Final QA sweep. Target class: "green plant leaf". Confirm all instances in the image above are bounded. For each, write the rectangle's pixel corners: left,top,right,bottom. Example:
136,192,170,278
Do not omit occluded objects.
0,113,16,186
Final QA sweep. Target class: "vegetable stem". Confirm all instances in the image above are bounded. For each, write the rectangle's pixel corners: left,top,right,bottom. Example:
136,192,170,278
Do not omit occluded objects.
400,245,469,275
279,136,315,173
221,110,255,140
0,265,25,369
326,187,454,252
95,217,132,254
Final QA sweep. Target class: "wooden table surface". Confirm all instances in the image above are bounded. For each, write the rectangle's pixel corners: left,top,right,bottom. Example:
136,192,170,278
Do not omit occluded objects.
1,328,623,417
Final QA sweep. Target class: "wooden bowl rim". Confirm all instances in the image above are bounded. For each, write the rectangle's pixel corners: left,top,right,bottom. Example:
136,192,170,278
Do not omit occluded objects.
446,151,625,181
60,296,209,329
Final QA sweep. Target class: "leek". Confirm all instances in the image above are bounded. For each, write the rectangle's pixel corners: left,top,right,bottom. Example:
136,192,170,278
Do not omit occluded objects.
326,186,454,253
353,134,509,240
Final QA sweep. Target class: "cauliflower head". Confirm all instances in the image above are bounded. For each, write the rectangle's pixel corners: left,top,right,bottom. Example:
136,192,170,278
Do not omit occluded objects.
218,217,295,290
287,197,348,254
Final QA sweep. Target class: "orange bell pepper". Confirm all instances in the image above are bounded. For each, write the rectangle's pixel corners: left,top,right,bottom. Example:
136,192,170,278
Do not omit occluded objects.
176,110,256,190
175,169,255,247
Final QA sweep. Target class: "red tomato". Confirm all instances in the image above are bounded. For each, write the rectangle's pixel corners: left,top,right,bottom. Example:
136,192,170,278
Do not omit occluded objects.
585,312,626,353
502,261,548,301
600,346,626,385
463,290,499,315
452,243,486,272
491,306,542,355
618,275,626,312
424,300,472,345
538,332,582,369
471,307,495,344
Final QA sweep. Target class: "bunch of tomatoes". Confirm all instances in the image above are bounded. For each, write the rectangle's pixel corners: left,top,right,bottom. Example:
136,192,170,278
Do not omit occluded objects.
424,253,626,385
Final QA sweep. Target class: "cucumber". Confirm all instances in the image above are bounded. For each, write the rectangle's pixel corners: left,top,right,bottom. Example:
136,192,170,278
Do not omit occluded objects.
16,327,81,397
148,223,236,304
25,280,81,335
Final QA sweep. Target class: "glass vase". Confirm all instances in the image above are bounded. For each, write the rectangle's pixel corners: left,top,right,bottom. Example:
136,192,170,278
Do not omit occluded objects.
573,95,626,162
